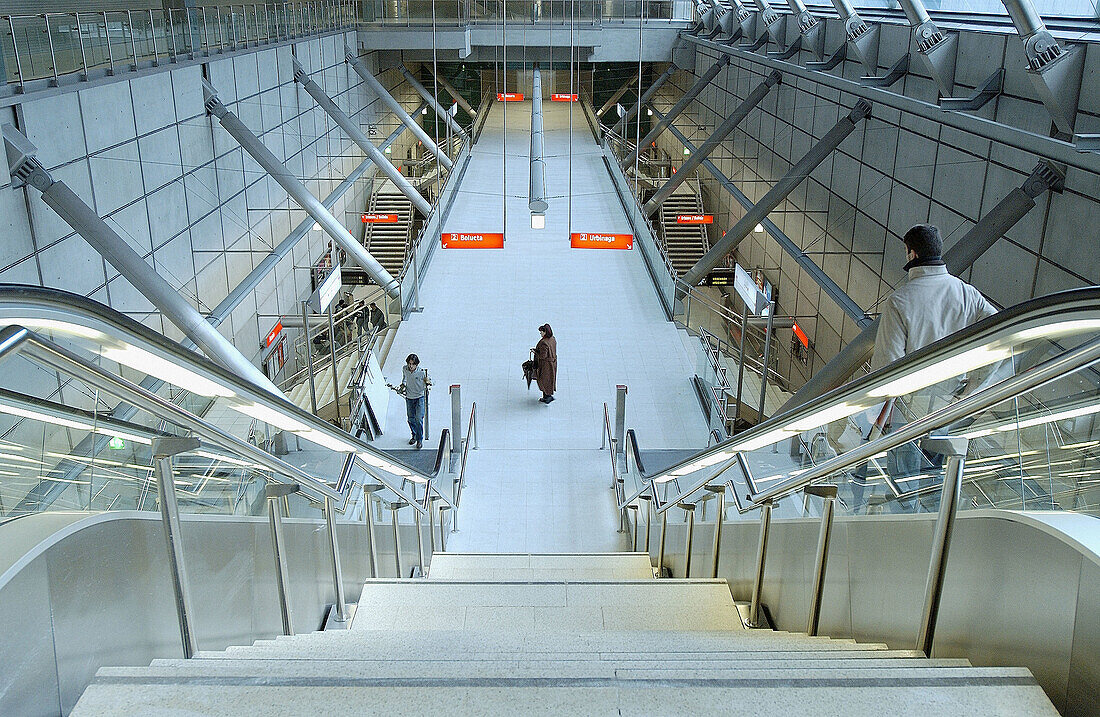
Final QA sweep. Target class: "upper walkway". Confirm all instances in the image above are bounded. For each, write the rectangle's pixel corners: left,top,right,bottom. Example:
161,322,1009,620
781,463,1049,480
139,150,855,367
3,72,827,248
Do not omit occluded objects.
374,98,710,552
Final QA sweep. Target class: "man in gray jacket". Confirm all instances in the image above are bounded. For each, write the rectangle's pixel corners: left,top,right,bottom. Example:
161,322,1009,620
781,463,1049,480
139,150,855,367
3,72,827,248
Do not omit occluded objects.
869,224,997,484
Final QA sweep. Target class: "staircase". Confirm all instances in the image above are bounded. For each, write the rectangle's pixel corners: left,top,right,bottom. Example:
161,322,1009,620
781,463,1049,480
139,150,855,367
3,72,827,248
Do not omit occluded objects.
364,182,418,277
657,180,710,275
284,347,359,420
72,553,1056,715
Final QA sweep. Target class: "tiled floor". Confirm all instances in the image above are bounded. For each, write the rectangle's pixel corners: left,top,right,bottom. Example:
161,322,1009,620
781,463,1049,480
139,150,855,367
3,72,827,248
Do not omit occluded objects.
376,100,709,552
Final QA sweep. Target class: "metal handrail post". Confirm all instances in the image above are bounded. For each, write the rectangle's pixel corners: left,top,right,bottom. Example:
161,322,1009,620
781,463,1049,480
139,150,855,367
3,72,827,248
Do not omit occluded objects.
103,12,115,75
389,501,404,577
414,508,426,573
438,505,450,551
680,503,696,577
617,477,627,532
43,14,59,87
805,486,837,636
916,437,969,655
748,501,773,628
152,436,201,659
639,493,653,553
628,505,639,550
265,484,299,636
657,509,668,577
705,484,725,578
324,495,348,622
126,11,138,70
363,484,382,577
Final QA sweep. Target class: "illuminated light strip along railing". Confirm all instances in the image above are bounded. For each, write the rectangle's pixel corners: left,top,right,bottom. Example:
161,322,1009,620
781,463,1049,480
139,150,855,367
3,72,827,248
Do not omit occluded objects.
640,288,1100,512
0,286,434,508
746,334,1100,507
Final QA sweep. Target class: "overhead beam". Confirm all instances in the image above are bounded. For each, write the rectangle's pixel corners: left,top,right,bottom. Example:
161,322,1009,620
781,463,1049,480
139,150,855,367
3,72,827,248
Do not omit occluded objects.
776,159,1066,414
620,56,730,168
680,100,872,288
1,123,280,395
399,65,467,139
203,81,401,299
294,58,431,217
595,75,638,119
426,65,478,118
345,47,454,172
529,67,547,214
658,111,870,326
644,70,781,216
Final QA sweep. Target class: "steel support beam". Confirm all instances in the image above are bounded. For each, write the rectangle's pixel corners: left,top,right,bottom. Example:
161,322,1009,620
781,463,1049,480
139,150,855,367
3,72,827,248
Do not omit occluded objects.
898,0,957,97
529,67,547,214
680,100,872,288
827,0,879,73
2,123,281,395
644,70,781,216
294,59,431,217
621,56,730,168
426,66,477,118
612,65,676,136
399,65,467,139
782,0,826,60
595,75,638,119
345,48,454,171
776,160,1065,414
658,112,869,325
203,81,400,299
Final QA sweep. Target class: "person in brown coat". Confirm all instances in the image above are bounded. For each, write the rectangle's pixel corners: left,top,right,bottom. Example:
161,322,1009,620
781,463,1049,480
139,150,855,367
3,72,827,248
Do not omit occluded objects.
534,324,557,404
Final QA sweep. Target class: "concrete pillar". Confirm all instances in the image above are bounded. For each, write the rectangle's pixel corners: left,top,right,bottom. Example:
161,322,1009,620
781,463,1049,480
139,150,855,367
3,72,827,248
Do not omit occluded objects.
203,81,400,299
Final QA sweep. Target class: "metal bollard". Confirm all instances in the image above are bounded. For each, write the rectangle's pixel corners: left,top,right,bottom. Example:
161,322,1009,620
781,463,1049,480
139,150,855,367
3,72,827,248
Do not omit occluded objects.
265,483,300,636
324,495,348,622
680,503,696,578
363,484,384,578
704,484,725,579
805,485,838,636
916,436,969,655
748,501,773,628
152,436,200,658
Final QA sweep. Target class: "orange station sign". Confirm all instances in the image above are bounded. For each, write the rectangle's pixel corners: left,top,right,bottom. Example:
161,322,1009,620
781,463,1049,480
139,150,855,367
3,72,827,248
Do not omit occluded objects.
442,232,505,249
676,214,713,224
497,93,525,101
570,232,633,250
551,93,578,102
361,213,399,223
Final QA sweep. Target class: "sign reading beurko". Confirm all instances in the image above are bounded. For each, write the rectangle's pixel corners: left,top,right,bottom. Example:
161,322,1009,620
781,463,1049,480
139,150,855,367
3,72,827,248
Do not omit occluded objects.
442,232,505,248
570,233,633,250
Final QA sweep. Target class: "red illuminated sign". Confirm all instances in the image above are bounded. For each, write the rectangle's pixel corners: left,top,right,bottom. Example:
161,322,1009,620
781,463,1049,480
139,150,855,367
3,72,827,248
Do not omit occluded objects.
497,93,525,101
442,232,505,248
551,93,578,102
361,213,399,223
264,320,283,348
676,214,713,224
793,323,809,348
570,232,633,250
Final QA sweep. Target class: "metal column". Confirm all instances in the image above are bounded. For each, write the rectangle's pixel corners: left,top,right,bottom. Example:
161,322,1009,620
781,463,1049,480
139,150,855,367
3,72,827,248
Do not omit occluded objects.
202,82,400,299
643,70,780,215
294,59,432,217
1,124,281,395
529,67,548,214
152,436,201,659
681,100,872,288
426,66,477,118
323,495,348,623
612,65,676,136
399,65,466,139
777,160,1065,414
345,48,454,171
595,75,638,119
621,57,730,168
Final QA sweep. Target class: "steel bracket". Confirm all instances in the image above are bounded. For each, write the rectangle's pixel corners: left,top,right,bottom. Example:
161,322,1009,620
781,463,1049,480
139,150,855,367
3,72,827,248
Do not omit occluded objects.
920,435,969,457
768,34,803,60
1025,42,1085,137
266,483,301,499
861,53,910,88
846,19,880,75
940,68,1003,111
152,436,201,459
913,23,957,97
1073,134,1100,153
804,484,839,499
806,40,847,70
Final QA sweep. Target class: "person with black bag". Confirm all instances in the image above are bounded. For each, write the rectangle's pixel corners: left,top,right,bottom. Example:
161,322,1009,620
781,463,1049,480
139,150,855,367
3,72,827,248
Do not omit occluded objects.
533,324,557,404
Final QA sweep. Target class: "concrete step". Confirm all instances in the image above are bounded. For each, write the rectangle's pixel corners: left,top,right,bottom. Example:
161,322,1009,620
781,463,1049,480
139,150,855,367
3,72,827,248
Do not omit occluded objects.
102,660,982,682
427,552,655,581
73,670,1057,716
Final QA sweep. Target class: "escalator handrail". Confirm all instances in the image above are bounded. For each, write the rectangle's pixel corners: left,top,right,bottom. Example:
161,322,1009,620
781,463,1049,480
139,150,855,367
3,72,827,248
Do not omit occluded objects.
642,286,1100,507
0,285,437,504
